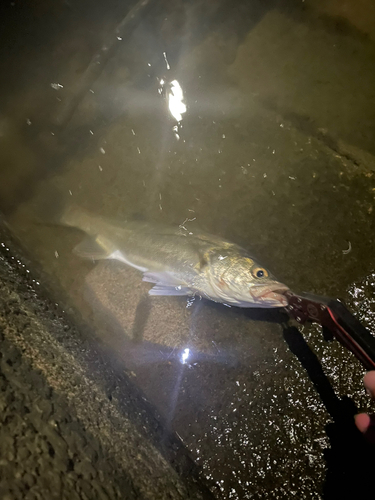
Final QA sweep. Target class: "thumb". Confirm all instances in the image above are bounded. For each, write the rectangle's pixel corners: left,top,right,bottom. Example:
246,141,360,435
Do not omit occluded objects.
363,371,375,398
355,413,375,444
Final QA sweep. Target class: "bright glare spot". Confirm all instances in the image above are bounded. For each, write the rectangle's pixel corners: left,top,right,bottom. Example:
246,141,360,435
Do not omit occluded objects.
181,348,190,364
172,124,180,140
51,83,63,90
163,51,170,70
168,80,186,122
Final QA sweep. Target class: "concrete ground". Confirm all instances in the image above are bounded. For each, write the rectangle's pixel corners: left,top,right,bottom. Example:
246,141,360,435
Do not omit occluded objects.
0,225,214,500
1,0,375,498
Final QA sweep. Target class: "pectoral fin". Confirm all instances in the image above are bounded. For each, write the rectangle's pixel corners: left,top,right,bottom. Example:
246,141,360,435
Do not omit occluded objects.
142,271,181,285
73,236,110,260
143,271,192,297
148,285,191,296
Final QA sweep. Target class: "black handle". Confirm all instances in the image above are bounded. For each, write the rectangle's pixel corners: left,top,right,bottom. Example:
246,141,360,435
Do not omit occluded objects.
326,299,375,371
285,291,375,371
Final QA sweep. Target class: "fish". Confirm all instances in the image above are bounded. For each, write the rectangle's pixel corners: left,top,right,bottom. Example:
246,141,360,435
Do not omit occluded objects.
55,203,289,308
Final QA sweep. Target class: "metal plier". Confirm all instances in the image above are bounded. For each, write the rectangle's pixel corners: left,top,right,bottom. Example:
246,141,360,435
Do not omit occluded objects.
284,291,375,371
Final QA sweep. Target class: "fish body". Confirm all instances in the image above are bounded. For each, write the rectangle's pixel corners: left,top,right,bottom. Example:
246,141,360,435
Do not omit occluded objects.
60,204,289,308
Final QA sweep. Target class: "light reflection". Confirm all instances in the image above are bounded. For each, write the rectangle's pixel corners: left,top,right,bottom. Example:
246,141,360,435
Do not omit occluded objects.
162,51,170,70
181,347,190,364
168,80,186,122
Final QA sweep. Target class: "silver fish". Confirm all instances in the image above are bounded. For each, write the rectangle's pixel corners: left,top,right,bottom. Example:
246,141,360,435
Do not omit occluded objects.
59,204,289,308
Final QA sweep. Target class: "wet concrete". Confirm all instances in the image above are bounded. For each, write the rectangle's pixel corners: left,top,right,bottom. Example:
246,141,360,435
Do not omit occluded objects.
0,226,214,499
1,0,375,498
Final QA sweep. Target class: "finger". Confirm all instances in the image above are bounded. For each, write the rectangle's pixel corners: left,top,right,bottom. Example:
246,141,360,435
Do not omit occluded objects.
364,371,375,398
355,413,375,445
355,413,371,433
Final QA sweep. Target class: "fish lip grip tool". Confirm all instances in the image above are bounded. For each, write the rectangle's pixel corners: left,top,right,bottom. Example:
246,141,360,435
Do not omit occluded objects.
284,290,375,371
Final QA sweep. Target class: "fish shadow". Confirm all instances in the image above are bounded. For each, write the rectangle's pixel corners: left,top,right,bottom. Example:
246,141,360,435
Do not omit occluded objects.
200,297,289,324
283,326,375,498
132,294,152,343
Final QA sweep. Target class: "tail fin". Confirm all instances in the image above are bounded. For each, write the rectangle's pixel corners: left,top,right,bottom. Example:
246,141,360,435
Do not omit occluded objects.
32,185,73,226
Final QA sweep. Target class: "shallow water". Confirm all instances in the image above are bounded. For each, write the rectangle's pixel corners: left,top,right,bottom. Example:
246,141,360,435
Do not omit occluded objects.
1,0,375,498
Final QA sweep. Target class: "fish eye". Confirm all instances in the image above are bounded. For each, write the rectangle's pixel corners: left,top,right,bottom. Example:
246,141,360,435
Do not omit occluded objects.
252,267,269,279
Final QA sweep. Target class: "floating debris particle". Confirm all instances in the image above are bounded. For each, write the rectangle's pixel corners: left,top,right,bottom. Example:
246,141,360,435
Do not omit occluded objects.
342,241,352,255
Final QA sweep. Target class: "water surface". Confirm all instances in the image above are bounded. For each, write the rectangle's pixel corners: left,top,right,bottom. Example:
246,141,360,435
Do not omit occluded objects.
1,0,375,498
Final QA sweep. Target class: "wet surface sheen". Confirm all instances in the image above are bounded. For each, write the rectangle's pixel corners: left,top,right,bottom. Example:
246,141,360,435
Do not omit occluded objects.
1,0,375,498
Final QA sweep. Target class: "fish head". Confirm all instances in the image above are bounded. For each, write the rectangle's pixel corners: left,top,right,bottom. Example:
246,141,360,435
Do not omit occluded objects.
204,251,289,308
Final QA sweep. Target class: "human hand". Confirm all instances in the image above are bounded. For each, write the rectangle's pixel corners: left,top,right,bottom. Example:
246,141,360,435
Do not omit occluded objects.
355,371,375,438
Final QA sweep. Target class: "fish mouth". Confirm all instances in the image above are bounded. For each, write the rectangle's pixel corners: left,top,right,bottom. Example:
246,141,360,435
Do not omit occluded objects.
249,283,290,307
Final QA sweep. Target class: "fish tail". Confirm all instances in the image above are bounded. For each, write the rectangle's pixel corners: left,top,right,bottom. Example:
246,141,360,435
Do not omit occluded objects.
33,185,79,228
